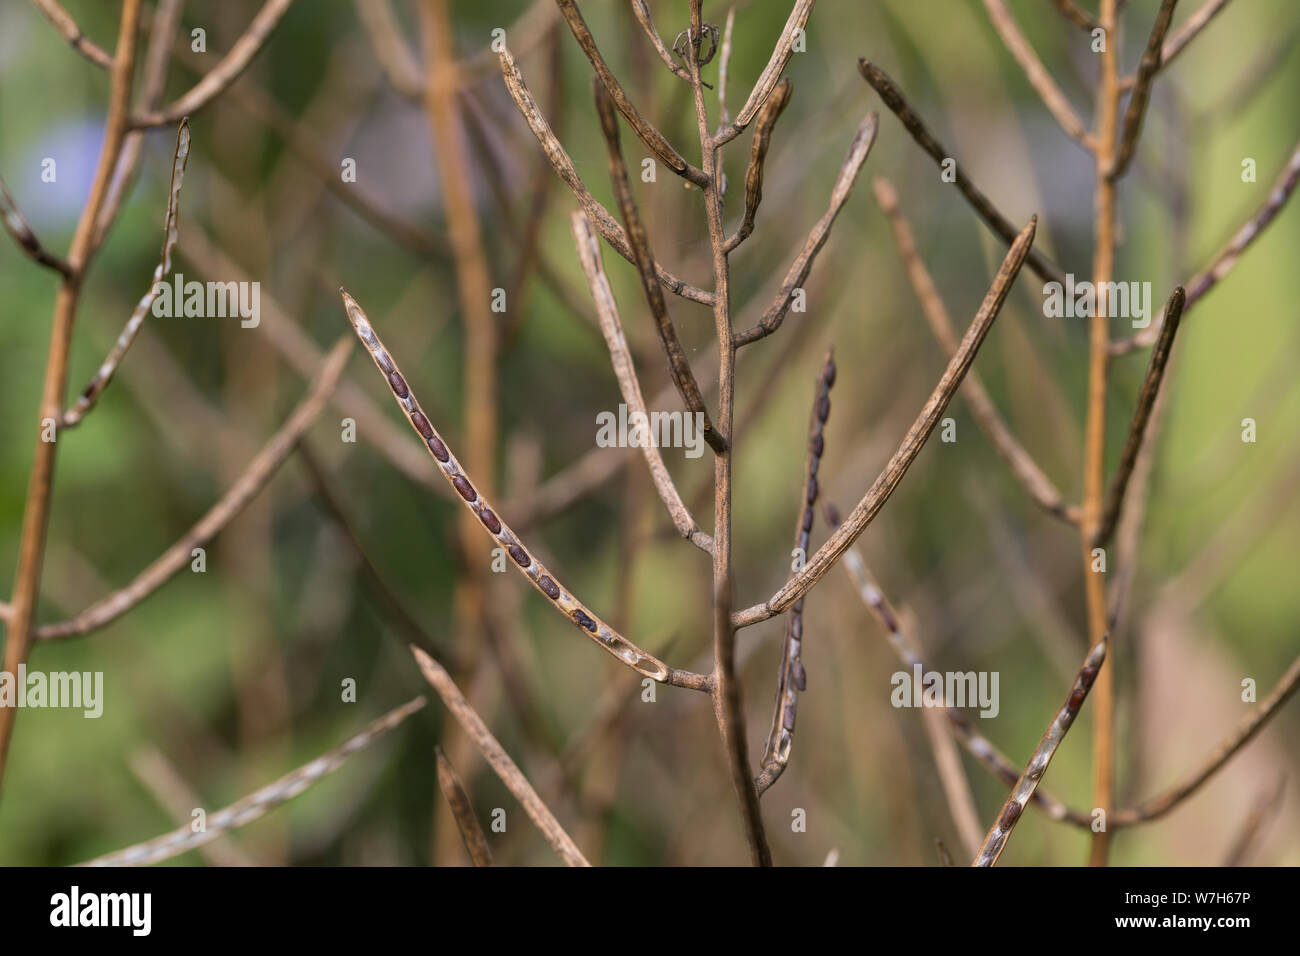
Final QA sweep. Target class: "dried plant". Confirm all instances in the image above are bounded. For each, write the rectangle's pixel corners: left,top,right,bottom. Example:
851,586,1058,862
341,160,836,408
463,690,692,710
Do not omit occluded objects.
81,697,427,867
2,0,1297,871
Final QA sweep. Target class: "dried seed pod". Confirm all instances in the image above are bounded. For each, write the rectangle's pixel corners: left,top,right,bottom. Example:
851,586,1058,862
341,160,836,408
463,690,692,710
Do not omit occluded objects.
756,349,836,795
972,638,1107,867
60,120,192,429
339,289,670,682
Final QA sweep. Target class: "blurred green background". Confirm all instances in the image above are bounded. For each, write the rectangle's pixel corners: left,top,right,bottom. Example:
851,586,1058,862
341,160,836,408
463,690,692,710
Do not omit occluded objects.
1,0,1297,865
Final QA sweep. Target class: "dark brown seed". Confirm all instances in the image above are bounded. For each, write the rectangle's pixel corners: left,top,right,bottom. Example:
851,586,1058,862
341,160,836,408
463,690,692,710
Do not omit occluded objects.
825,359,836,387
478,507,501,534
373,348,395,374
387,372,409,399
1000,802,1022,828
538,576,559,599
791,660,806,692
817,394,830,422
807,476,818,504
809,456,820,478
802,508,813,533
508,544,530,567
410,410,434,440
811,434,824,458
573,609,597,632
452,476,476,502
782,706,797,732
427,436,449,461
1069,689,1086,711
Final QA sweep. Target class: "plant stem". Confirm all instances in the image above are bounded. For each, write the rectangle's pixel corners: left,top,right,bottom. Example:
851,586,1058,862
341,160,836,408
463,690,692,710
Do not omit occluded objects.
686,3,771,867
0,0,142,793
1084,0,1121,867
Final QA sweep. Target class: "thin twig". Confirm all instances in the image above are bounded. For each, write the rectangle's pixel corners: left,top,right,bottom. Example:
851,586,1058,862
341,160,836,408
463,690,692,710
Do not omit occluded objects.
223,78,445,257
569,212,714,554
858,60,1066,288
1113,139,1300,355
31,0,113,69
434,746,493,866
684,2,771,866
1050,0,1098,31
461,78,620,361
0,0,143,792
1108,0,1179,180
498,44,714,306
421,0,500,731
832,534,984,856
710,571,772,864
755,350,835,796
717,7,736,127
353,0,424,99
510,435,638,529
422,0,497,500
964,482,1086,684
296,444,459,668
594,81,726,454
1104,382,1165,635
1121,0,1234,88
0,176,73,278
1222,775,1286,866
92,0,185,251
827,503,1093,831
508,319,794,526
410,646,590,867
499,26,566,348
33,338,353,642
460,80,616,359
129,747,260,867
1093,287,1185,547
1111,651,1300,827
981,0,1095,152
715,0,814,146
458,0,559,84
972,638,1107,866
338,289,708,688
733,217,1037,630
629,0,692,84
1084,0,1121,868
61,119,192,429
873,175,1078,525
178,223,453,498
734,110,877,347
554,0,707,186
1152,447,1300,627
130,0,296,128
302,443,558,765
81,698,427,866
726,77,792,252
1199,17,1298,121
